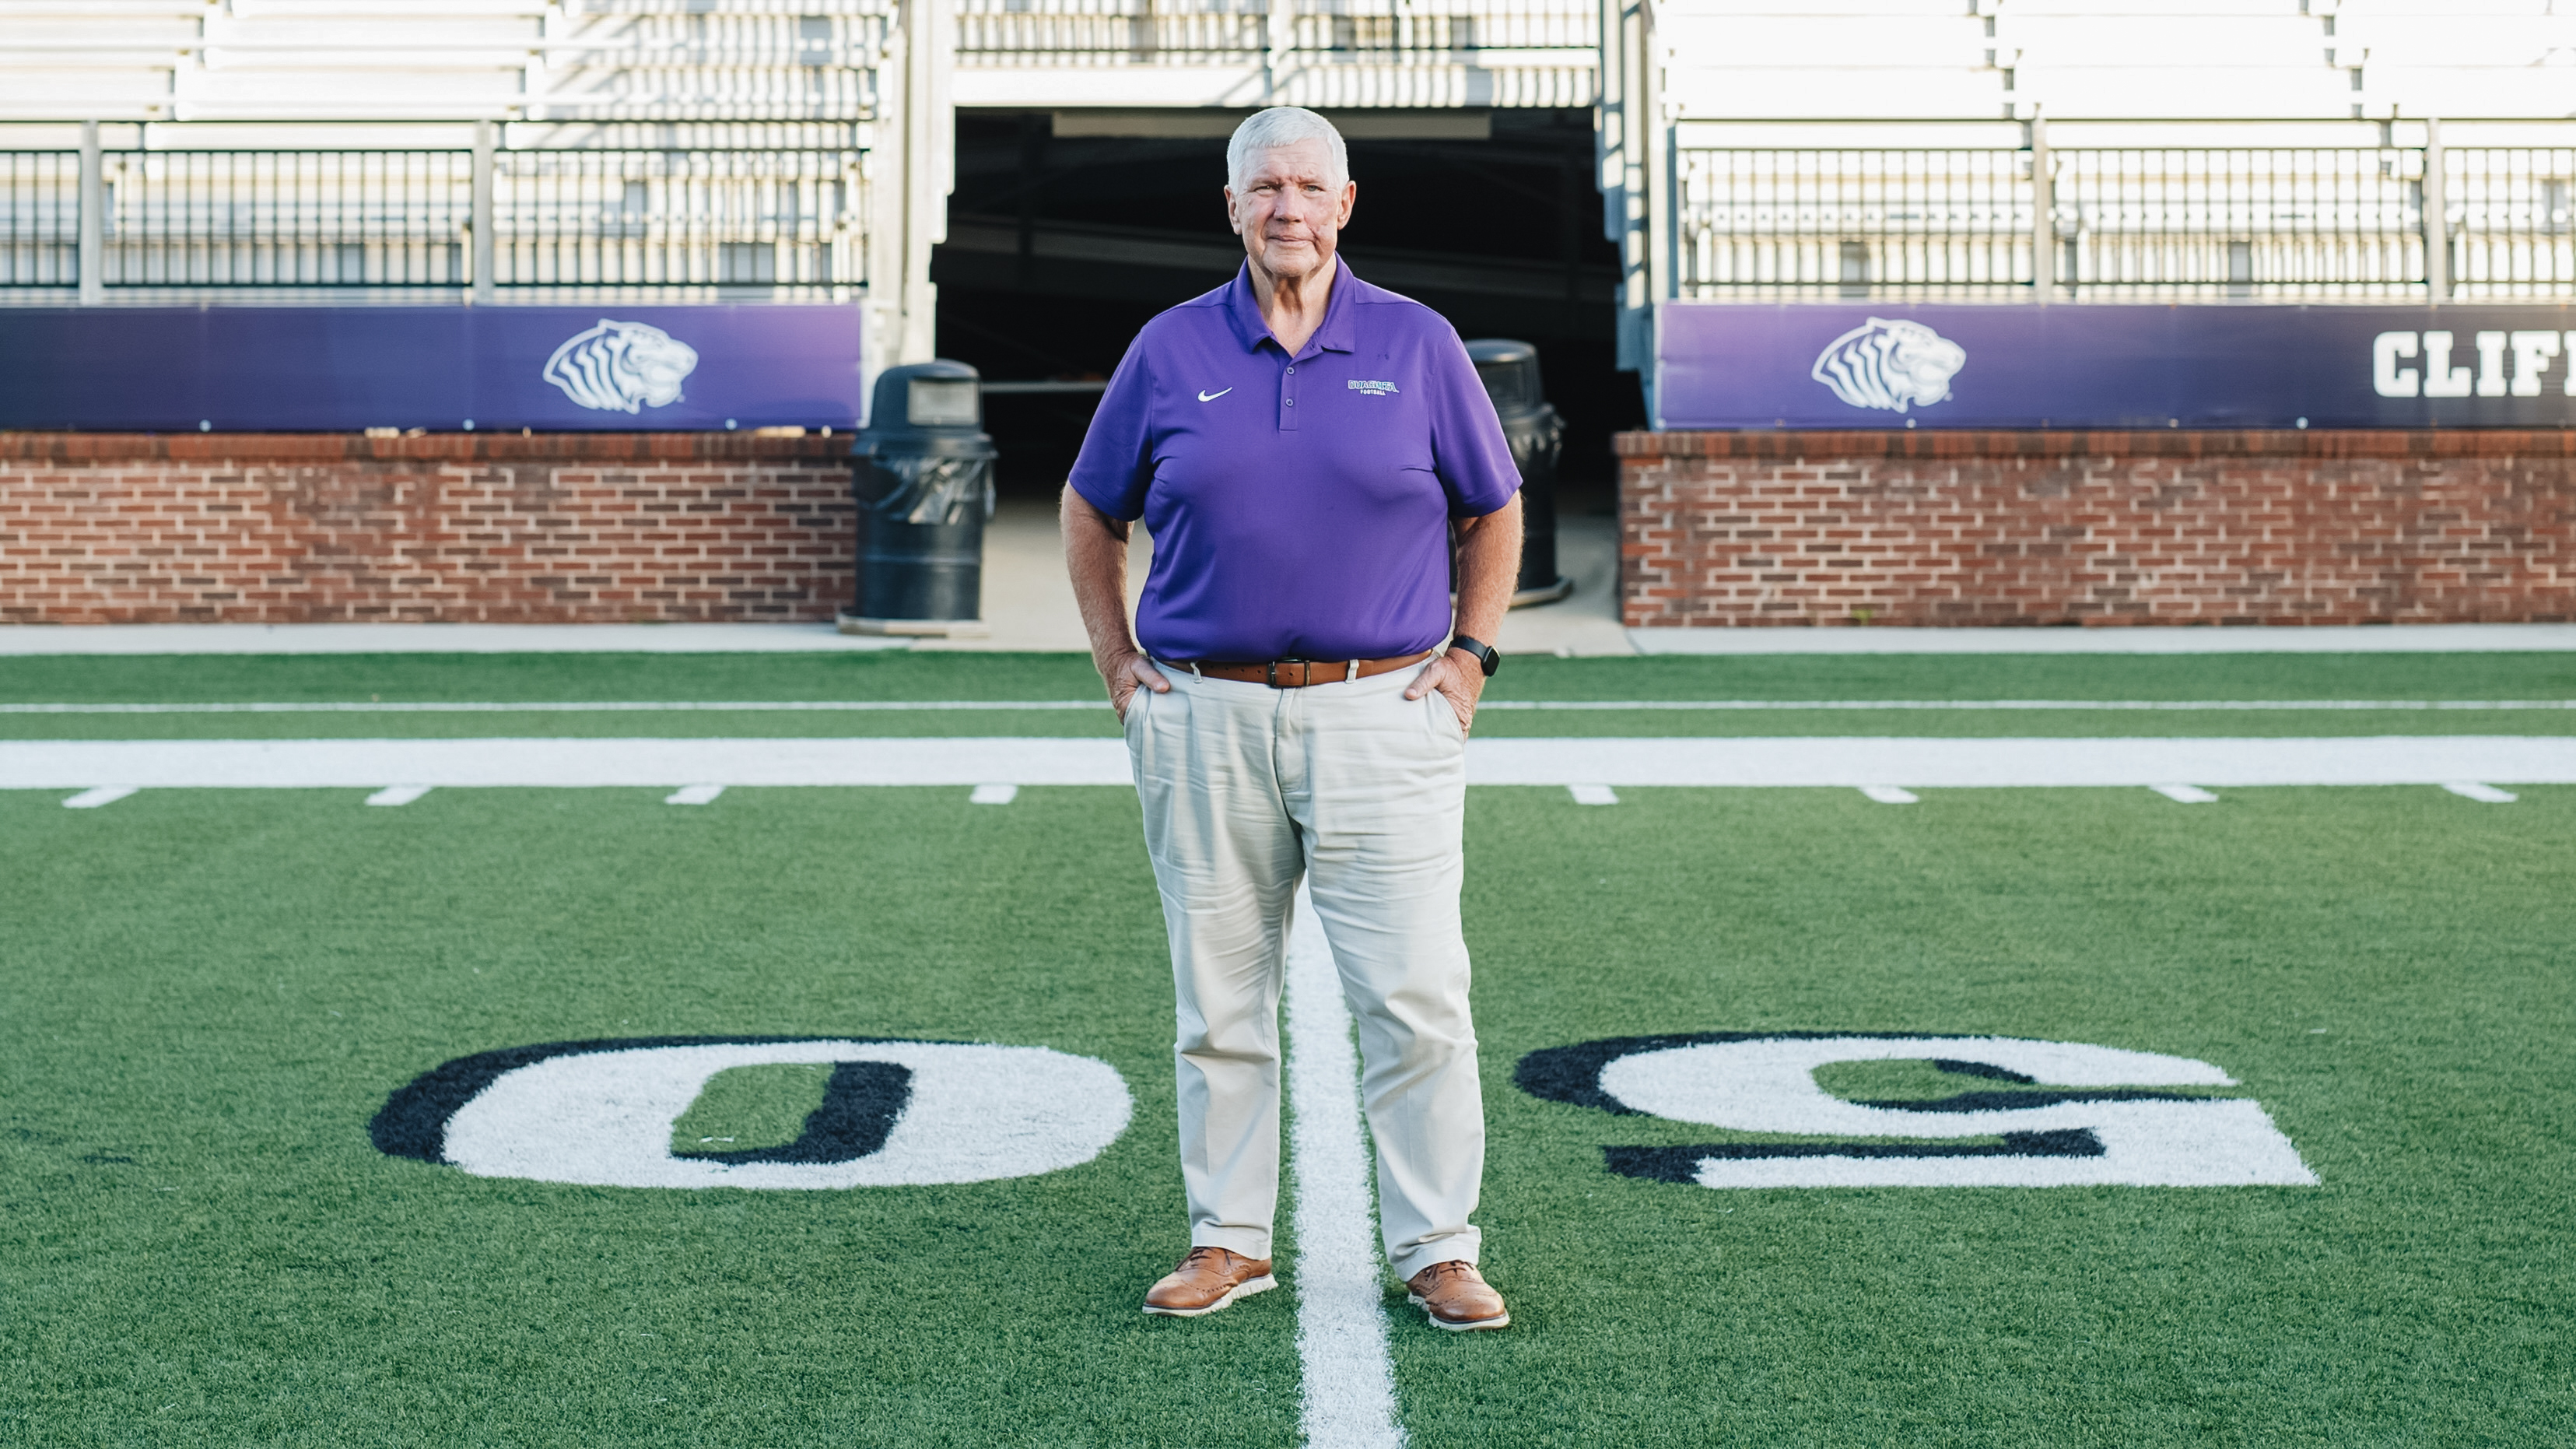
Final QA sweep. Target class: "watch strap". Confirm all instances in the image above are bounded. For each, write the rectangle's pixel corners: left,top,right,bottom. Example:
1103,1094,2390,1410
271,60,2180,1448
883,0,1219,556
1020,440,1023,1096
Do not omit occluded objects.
1449,634,1501,678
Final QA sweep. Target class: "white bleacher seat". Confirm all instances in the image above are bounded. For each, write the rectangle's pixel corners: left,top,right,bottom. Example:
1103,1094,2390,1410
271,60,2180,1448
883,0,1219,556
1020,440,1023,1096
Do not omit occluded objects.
201,13,542,67
1662,70,2011,121
1656,5,1997,121
1665,0,1986,14
1996,14,2327,68
2003,0,2306,16
0,2,197,120
2336,12,2574,68
1659,15,1994,69
2366,68,2576,121
2016,67,2360,119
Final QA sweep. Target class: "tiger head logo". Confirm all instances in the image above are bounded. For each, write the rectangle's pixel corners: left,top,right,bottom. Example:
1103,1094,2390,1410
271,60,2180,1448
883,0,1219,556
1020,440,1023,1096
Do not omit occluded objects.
541,319,700,413
1810,318,1965,414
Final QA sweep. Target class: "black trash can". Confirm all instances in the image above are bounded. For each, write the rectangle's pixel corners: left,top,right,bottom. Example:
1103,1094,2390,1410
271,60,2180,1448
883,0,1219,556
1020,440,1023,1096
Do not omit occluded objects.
838,360,997,637
1463,339,1572,607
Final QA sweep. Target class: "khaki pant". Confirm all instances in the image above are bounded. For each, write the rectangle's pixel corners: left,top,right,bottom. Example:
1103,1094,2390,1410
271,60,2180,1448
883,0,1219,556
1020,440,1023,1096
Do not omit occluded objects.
1124,661,1484,1282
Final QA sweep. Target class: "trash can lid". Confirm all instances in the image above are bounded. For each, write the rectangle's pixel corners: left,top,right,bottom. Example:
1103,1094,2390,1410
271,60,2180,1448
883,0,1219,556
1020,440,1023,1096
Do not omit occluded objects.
865,360,984,437
1463,339,1544,414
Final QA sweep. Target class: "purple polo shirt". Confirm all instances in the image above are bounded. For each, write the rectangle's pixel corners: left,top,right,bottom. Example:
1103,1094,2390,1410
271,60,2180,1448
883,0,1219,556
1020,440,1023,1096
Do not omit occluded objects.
1067,258,1522,663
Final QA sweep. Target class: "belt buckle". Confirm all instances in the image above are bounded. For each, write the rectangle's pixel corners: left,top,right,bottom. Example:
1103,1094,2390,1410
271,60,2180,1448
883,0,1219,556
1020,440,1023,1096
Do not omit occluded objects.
1269,656,1309,689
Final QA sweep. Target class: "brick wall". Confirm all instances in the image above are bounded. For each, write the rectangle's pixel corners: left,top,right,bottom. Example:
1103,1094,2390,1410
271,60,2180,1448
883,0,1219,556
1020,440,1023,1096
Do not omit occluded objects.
0,433,854,624
1619,430,2576,627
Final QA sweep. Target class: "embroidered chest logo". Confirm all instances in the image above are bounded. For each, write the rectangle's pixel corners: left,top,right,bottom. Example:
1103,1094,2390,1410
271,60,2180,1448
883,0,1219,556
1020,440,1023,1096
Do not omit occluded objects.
1348,379,1400,397
1197,388,1232,402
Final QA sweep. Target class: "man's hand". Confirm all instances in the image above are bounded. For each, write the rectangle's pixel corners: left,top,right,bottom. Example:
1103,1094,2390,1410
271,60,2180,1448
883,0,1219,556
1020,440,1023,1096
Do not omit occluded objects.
1404,647,1488,735
1106,647,1170,723
1406,493,1522,737
1062,486,1173,722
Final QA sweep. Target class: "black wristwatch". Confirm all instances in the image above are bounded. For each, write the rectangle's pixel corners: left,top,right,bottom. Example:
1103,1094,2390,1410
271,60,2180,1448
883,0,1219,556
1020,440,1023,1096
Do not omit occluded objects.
1449,634,1501,678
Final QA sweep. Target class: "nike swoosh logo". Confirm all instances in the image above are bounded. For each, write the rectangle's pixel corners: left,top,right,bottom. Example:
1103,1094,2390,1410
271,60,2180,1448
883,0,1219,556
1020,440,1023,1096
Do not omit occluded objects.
1197,388,1232,402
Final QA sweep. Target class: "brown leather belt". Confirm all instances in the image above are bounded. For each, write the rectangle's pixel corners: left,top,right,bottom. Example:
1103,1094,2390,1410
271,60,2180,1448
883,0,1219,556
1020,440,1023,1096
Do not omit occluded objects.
1162,650,1435,689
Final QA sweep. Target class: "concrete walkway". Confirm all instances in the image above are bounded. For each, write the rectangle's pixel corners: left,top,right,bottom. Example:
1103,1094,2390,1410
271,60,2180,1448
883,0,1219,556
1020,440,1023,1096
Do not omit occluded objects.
925,499,1635,657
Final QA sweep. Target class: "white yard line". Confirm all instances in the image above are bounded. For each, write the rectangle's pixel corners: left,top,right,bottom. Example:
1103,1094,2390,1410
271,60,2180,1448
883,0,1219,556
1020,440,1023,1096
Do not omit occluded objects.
9,622,2573,657
1628,623,2576,654
1859,786,1919,804
363,785,432,807
9,698,2575,715
664,785,727,805
1462,738,2576,788
2442,783,2519,803
1481,699,2576,712
60,786,137,809
1284,884,1407,1449
0,700,1106,714
0,624,906,656
1567,784,1619,805
2150,784,2221,804
4,738,2575,791
969,784,1018,805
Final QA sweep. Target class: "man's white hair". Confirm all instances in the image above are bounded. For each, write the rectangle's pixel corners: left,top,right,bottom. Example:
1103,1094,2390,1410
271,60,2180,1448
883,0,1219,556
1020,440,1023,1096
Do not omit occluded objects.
1226,107,1349,194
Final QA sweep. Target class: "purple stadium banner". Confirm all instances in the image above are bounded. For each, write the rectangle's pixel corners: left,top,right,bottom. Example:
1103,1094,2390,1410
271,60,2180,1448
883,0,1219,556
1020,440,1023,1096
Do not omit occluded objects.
1656,302,2576,430
0,304,865,432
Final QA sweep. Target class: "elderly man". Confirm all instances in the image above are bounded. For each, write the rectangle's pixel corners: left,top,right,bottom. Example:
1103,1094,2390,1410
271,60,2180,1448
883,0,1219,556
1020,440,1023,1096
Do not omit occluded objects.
1061,106,1523,1332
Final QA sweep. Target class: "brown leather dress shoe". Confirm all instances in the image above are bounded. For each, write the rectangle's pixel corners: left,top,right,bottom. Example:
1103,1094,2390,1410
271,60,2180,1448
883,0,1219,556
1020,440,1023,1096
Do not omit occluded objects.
1142,1246,1277,1317
1406,1260,1509,1331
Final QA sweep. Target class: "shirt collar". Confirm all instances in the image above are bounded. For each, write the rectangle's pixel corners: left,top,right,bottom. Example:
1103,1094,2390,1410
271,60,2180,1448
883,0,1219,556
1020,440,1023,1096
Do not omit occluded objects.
1223,255,1359,358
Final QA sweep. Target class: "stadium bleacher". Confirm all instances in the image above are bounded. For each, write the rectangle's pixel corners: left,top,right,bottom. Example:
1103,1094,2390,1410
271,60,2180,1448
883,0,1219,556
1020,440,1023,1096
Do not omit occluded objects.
0,0,894,123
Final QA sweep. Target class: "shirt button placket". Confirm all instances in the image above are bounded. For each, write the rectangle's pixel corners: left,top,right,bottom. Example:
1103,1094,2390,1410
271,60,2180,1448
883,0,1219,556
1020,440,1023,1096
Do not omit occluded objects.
1280,359,1298,431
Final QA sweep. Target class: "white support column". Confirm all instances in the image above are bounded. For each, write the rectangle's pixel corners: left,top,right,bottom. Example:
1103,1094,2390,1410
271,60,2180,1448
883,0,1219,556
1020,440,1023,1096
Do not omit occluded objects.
2422,117,2449,302
470,121,496,305
76,121,103,306
1638,7,1670,424
1593,0,1625,248
2028,112,2054,296
1265,0,1295,100
1601,0,1656,391
906,0,952,363
864,20,908,396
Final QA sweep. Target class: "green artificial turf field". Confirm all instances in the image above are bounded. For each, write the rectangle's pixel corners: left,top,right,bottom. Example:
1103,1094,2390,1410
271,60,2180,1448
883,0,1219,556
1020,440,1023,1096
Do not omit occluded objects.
3,651,2571,1447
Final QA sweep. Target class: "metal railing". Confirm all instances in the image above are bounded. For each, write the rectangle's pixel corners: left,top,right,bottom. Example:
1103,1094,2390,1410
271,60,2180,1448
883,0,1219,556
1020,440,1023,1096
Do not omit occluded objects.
1284,0,1593,54
2449,146,2576,297
1,153,80,287
958,0,1264,60
955,0,1589,61
1,143,866,296
1677,139,2576,301
493,149,860,287
99,150,472,287
1676,149,2033,295
2053,146,2427,297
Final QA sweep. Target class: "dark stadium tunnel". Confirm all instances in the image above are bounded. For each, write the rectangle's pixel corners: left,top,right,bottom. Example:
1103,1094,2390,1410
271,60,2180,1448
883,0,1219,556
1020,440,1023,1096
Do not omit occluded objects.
932,107,1642,507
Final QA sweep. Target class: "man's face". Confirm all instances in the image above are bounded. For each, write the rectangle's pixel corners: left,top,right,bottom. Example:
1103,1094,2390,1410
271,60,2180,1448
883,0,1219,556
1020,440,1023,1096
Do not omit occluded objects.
1225,139,1356,284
